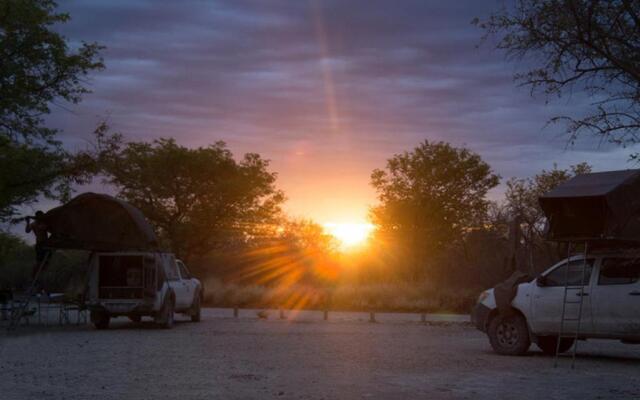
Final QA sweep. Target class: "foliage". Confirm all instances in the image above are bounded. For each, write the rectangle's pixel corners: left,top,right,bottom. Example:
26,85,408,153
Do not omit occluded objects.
278,219,339,258
370,141,500,279
0,231,32,289
504,162,591,244
0,231,88,292
190,218,340,290
94,130,285,262
476,0,640,155
435,229,513,290
201,277,478,314
0,0,103,220
499,162,592,273
0,136,96,221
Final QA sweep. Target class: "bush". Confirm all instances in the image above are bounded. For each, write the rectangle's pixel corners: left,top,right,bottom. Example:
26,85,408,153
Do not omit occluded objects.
201,278,477,314
0,232,33,289
0,232,89,294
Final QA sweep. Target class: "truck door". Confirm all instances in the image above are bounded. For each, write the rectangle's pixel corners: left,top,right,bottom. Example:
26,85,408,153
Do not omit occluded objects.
591,257,640,338
530,258,595,335
177,260,195,307
168,257,190,309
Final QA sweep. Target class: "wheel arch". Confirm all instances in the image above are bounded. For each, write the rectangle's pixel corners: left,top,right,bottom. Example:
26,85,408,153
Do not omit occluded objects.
487,307,530,332
191,284,203,307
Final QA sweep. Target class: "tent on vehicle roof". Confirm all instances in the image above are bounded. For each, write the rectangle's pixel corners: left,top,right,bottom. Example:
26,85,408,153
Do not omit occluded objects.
539,169,640,243
41,192,160,252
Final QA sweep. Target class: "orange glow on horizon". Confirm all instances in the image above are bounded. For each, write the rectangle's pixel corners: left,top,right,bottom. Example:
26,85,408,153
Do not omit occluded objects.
323,222,374,250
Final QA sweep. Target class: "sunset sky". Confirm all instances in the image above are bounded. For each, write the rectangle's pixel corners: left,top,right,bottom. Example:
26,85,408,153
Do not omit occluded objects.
47,0,637,225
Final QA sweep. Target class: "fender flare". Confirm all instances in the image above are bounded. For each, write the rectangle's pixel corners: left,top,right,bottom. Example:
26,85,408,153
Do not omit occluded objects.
191,284,203,308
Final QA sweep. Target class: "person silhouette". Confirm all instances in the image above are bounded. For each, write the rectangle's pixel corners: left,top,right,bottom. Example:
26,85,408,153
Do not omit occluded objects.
25,211,51,280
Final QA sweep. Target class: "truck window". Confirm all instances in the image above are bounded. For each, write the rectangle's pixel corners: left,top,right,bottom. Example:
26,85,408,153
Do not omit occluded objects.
544,259,594,287
164,256,180,281
98,255,145,299
177,262,191,279
598,258,640,285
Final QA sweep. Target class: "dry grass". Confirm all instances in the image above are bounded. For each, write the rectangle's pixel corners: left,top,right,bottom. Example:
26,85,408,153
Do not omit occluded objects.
202,278,478,314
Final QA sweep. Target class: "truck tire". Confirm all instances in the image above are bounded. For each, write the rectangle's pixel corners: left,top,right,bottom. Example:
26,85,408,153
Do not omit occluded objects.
91,311,110,330
488,313,531,356
155,295,174,329
190,293,201,322
536,336,575,356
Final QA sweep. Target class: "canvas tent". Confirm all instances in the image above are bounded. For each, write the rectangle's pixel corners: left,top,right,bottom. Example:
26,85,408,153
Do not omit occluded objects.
539,169,640,243
41,192,159,251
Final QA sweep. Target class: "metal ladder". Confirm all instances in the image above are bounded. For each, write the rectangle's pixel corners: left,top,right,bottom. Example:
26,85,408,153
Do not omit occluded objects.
554,242,588,368
7,251,52,331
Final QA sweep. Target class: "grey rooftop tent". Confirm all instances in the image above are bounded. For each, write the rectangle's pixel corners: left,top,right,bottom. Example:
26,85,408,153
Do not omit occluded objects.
539,169,640,243
41,192,159,251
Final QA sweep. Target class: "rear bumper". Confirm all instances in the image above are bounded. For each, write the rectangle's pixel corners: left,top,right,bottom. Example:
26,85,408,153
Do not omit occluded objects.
89,300,155,316
471,303,492,332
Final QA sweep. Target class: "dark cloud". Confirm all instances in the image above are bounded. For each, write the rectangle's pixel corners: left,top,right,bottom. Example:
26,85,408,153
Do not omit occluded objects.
46,0,637,221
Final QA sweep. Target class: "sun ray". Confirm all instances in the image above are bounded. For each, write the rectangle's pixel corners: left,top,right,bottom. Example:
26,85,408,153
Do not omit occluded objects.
312,0,339,133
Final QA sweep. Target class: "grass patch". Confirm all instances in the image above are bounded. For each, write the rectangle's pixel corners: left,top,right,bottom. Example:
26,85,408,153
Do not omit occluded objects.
202,278,478,314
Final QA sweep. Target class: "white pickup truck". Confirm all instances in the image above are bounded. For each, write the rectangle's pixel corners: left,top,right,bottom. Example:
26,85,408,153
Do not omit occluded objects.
472,254,640,355
86,252,203,329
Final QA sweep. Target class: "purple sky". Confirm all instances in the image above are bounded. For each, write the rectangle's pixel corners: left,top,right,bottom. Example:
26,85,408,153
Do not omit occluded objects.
46,0,637,224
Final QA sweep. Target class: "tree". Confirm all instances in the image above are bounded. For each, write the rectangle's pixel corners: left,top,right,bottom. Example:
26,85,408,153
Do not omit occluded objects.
476,1,640,155
278,219,339,257
370,141,500,279
229,218,340,287
0,0,103,220
95,133,285,262
502,162,592,272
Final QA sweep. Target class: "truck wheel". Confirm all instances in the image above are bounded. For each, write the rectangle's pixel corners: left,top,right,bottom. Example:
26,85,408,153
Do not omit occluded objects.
128,315,142,323
91,311,110,330
488,313,531,356
155,296,174,329
536,336,575,356
190,293,201,322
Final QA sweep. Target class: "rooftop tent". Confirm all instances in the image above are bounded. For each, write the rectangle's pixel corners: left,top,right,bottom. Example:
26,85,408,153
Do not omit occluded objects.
539,170,640,243
41,192,160,251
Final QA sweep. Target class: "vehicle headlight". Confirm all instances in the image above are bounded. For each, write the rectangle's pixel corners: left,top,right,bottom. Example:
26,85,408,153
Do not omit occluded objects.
477,291,489,304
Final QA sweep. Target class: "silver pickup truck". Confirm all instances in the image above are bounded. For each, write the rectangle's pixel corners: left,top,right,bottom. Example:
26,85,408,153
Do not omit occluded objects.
472,254,640,355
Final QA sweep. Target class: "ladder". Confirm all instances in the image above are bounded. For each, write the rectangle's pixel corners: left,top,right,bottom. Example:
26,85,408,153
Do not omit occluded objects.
554,242,589,368
8,251,52,331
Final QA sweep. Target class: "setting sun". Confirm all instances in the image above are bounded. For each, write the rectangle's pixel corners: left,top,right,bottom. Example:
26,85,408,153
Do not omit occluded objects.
323,222,375,249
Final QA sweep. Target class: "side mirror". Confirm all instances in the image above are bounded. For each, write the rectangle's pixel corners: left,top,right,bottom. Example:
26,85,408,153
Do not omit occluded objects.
536,275,547,287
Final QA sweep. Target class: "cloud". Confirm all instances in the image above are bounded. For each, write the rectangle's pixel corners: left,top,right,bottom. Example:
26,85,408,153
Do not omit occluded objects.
45,0,638,221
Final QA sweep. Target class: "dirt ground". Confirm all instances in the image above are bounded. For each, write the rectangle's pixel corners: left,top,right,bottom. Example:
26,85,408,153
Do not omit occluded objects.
1,309,639,400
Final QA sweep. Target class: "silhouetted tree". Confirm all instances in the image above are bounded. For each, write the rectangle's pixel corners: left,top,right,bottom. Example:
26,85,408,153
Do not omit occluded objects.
0,0,104,220
370,141,500,280
226,218,340,288
477,0,640,155
279,219,339,257
95,133,285,262
503,162,592,272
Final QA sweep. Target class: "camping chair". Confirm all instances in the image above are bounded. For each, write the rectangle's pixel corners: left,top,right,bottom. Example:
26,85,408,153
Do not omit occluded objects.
34,292,58,325
9,296,36,326
28,292,84,326
36,293,64,325
43,293,69,325
59,293,88,325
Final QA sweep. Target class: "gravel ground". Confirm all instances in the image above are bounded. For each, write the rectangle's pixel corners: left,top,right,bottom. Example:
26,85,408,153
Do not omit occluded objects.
1,308,639,400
